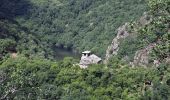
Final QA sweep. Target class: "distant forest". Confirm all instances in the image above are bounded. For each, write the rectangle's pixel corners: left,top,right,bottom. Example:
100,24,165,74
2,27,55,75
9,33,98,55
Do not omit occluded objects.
15,0,147,56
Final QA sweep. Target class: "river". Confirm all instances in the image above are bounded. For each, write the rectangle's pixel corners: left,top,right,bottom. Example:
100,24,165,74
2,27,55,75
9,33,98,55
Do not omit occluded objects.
54,47,80,60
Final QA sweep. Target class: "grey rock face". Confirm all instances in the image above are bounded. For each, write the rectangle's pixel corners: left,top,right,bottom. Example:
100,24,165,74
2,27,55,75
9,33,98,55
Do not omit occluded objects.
104,23,129,63
104,13,153,65
133,43,156,67
139,12,152,26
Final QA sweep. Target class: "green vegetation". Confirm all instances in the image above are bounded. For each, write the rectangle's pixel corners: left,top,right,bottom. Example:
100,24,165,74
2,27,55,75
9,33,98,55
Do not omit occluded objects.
0,20,36,56
0,56,169,99
117,0,170,62
0,0,170,99
16,0,147,56
0,19,54,59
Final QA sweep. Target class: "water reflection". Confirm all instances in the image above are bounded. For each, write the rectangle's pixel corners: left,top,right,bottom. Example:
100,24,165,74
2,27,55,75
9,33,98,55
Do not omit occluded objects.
54,47,80,60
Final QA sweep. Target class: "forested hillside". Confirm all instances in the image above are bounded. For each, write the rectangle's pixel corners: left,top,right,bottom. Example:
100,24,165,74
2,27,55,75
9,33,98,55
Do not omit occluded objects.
16,0,147,56
0,0,170,99
0,19,38,58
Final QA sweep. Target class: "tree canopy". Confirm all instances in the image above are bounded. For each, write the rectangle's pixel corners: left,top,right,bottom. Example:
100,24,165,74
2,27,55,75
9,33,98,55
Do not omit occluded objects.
0,0,169,99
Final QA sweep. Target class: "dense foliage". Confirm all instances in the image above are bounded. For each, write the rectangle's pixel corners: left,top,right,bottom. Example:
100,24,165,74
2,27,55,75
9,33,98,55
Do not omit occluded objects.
0,56,169,99
0,0,170,99
117,0,170,63
0,19,54,59
16,0,147,56
0,0,55,59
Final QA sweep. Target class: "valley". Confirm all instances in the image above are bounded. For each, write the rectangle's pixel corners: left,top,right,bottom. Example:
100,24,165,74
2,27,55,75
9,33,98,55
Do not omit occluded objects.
0,0,169,99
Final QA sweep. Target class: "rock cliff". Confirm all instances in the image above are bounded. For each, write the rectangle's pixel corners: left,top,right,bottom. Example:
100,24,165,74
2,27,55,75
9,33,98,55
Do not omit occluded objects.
132,43,156,67
104,23,129,63
105,12,155,67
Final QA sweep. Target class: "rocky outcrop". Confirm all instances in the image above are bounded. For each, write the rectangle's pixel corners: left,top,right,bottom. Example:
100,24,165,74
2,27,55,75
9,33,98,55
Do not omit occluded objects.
166,57,170,64
139,12,152,26
104,23,129,63
104,12,152,64
132,43,156,67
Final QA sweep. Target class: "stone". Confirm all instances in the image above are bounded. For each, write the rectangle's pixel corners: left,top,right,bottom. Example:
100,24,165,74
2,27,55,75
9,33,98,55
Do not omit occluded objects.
104,23,129,63
79,51,102,68
133,43,156,67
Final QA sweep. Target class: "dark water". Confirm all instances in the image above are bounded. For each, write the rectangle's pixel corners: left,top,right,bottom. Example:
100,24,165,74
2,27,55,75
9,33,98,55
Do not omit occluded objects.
54,47,80,60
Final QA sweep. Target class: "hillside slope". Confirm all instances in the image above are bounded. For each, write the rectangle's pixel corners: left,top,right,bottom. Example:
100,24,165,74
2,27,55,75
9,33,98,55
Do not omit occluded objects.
0,0,56,59
0,18,54,59
106,0,170,67
0,0,169,100
16,0,147,56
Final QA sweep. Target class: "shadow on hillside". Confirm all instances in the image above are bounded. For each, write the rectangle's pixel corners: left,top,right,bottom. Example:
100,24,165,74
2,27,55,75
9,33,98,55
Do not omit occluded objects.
0,0,31,19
